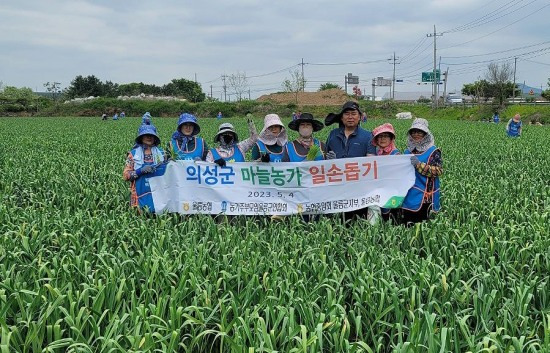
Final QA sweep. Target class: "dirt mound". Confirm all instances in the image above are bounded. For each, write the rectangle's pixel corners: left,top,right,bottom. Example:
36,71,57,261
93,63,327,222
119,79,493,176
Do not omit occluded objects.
257,88,350,106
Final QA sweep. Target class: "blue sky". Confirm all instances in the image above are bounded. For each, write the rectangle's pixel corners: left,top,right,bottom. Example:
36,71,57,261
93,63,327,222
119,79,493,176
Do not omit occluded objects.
1,0,549,99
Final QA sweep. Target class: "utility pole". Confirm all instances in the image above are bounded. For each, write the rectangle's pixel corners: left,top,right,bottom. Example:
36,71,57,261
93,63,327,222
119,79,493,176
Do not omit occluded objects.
442,68,449,106
344,75,348,94
210,85,213,98
301,58,305,92
221,74,227,102
427,25,443,109
513,57,517,101
372,78,376,101
248,89,251,100
389,52,400,100
194,73,197,83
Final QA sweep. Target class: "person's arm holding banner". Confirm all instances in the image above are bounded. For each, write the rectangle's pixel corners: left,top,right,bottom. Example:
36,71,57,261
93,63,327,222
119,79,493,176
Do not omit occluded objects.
236,119,259,158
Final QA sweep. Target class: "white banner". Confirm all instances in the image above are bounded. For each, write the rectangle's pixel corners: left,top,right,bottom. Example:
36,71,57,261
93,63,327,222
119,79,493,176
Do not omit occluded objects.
145,155,415,215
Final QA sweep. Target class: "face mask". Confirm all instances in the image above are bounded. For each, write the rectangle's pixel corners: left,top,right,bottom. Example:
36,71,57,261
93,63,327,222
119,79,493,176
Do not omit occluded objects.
299,125,313,137
221,134,234,145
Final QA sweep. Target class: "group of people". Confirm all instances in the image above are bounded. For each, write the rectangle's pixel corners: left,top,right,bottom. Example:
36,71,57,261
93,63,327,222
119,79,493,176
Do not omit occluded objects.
102,111,125,121
123,103,443,224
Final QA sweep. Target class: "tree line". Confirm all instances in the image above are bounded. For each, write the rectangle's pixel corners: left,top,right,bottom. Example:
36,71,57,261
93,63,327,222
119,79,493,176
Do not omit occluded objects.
64,75,206,102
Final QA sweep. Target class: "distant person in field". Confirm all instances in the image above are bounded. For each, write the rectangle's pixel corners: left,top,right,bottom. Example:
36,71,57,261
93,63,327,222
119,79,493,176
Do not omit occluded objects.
120,111,126,118
492,111,500,123
251,114,288,162
506,113,522,137
101,113,107,121
292,112,297,121
282,112,326,162
217,111,223,120
123,119,166,208
113,112,119,120
167,113,208,161
361,112,367,124
206,119,258,166
371,123,400,222
142,112,152,124
402,118,442,224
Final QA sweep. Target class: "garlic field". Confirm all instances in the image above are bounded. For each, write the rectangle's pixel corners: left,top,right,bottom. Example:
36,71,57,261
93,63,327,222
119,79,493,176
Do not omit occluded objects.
0,117,549,352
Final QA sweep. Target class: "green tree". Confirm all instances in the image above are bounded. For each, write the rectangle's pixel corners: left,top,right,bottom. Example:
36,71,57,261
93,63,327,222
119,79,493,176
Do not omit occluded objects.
541,78,550,100
0,86,40,112
162,78,205,102
65,75,105,99
485,62,514,106
318,83,342,91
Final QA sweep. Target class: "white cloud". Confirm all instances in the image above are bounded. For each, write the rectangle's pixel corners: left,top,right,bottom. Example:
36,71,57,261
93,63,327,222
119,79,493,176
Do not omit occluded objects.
1,0,548,96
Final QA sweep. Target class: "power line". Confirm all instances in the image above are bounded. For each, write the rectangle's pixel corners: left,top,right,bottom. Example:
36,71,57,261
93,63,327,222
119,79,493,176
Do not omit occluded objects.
442,0,535,34
306,59,388,66
441,40,550,59
440,2,550,50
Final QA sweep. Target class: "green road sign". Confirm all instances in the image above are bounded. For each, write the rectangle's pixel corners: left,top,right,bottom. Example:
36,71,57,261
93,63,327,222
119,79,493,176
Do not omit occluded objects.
422,70,440,82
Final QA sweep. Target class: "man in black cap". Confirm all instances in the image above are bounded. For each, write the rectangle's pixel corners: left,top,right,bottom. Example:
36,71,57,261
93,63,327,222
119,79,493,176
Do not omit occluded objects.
324,101,376,159
324,101,377,222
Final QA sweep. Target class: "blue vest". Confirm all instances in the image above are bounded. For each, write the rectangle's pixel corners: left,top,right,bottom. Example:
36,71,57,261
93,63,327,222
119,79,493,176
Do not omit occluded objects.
171,137,204,161
507,120,521,137
286,139,324,162
390,149,400,155
210,146,245,162
256,141,284,162
402,146,441,212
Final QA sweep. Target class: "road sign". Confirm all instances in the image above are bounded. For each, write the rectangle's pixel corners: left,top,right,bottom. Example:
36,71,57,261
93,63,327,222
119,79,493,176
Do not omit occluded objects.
346,73,359,84
422,70,441,82
376,77,392,86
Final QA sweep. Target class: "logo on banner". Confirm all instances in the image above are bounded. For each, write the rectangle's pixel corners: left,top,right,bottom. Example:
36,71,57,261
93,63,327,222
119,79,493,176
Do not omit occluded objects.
297,204,303,213
183,202,190,211
221,201,228,213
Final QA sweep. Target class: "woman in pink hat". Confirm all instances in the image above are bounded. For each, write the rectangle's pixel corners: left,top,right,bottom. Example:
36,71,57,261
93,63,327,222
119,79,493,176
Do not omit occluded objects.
372,123,400,156
251,114,288,162
372,123,401,222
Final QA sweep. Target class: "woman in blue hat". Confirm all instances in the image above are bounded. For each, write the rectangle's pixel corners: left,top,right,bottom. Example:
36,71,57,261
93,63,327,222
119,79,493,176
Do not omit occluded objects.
123,119,166,207
167,113,208,161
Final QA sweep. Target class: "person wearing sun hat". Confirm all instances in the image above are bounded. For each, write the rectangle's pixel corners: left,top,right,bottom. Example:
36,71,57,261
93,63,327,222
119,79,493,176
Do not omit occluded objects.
167,113,208,161
370,123,401,222
506,113,522,137
401,118,443,224
251,114,288,162
206,119,258,166
123,118,166,207
282,112,326,162
372,123,400,156
324,101,376,159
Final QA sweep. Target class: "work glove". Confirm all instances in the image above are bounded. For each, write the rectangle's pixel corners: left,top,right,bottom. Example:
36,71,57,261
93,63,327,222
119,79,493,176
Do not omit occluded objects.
214,158,226,167
325,151,337,160
193,157,202,161
248,118,258,138
260,153,271,162
410,155,420,166
136,165,155,176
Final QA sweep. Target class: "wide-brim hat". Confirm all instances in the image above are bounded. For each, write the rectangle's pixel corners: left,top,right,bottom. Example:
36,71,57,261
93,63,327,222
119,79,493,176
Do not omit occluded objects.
214,122,239,143
177,113,200,135
372,123,396,145
260,114,285,133
325,101,362,126
408,118,431,135
288,112,324,132
135,122,161,145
